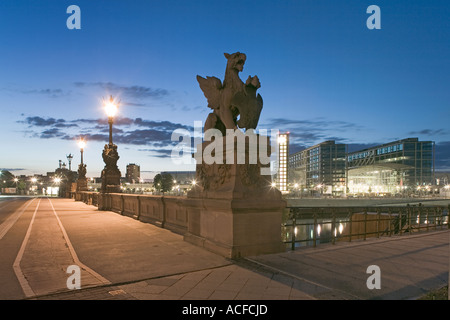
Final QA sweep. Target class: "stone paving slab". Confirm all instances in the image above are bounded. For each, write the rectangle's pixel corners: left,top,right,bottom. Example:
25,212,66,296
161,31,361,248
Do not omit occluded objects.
16,199,449,301
249,230,449,300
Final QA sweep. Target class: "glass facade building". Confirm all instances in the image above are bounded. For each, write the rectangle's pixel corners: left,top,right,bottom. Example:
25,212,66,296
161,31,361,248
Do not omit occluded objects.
289,141,346,195
287,138,434,196
347,138,434,194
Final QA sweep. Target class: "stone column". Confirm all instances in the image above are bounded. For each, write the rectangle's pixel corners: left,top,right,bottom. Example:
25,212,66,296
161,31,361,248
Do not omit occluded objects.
77,163,88,192
100,143,122,194
98,143,121,210
184,134,286,258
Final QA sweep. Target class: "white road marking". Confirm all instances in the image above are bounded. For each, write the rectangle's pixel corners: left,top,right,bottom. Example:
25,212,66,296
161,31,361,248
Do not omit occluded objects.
0,198,36,240
48,198,111,285
13,198,41,297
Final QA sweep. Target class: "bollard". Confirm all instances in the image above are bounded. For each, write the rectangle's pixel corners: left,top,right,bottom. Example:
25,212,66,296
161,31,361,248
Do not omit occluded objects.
363,209,368,241
313,212,317,248
291,216,296,251
332,212,336,245
349,210,353,242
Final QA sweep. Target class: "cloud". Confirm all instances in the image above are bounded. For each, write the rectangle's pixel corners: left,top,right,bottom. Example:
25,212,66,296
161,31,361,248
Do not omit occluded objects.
0,168,26,172
18,115,192,157
20,116,79,128
21,88,68,98
261,118,363,131
259,117,364,150
138,148,174,158
39,128,70,139
73,82,169,100
408,129,447,136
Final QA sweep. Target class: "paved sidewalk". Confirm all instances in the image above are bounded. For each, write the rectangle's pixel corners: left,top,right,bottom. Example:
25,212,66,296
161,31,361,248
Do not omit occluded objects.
23,199,448,301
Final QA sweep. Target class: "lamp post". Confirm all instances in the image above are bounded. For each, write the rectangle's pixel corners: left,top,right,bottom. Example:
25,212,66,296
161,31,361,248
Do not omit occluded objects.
77,138,88,192
78,139,86,165
104,95,119,145
100,96,122,195
66,153,74,171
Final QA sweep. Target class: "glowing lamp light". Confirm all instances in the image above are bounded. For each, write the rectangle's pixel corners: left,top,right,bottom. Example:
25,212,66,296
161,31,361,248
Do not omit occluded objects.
78,139,86,150
54,177,61,184
104,100,118,118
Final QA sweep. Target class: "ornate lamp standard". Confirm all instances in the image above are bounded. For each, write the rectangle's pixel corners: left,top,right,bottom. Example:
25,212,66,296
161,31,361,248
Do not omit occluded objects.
66,153,74,171
100,96,122,193
77,138,88,192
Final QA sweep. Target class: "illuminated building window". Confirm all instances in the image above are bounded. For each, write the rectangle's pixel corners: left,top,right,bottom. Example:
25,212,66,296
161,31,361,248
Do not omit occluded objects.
277,133,289,192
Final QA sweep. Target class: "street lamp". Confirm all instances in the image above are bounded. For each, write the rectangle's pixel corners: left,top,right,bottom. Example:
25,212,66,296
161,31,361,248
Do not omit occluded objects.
100,95,122,195
103,95,119,145
78,138,86,165
66,153,74,171
77,138,88,192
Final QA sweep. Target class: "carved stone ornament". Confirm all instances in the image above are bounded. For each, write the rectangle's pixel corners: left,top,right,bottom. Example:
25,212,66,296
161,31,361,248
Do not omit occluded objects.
102,143,120,170
197,52,263,135
77,163,87,178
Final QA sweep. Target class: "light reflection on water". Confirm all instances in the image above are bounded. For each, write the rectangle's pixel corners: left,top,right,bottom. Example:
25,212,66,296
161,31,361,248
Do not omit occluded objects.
282,210,449,249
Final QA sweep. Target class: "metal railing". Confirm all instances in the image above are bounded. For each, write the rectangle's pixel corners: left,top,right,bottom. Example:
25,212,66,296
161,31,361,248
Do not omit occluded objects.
283,205,449,250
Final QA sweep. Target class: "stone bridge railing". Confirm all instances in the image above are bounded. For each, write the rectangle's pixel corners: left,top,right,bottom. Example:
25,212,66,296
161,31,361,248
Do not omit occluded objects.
74,191,189,235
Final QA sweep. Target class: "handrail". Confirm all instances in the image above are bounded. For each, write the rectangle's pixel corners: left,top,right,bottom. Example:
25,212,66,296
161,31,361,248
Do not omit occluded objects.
283,205,449,250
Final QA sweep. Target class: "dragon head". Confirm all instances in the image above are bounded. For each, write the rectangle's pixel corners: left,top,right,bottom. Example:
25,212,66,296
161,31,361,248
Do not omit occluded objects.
224,52,246,72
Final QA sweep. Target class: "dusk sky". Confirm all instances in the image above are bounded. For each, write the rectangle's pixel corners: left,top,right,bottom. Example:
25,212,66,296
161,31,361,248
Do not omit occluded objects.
1,0,449,179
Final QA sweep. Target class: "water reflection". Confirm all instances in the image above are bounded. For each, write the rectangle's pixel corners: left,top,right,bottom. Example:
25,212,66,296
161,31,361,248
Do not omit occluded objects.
283,209,449,249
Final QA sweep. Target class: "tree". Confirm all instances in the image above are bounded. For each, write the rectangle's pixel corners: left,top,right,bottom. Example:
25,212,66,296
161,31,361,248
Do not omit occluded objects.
0,170,15,188
153,173,174,193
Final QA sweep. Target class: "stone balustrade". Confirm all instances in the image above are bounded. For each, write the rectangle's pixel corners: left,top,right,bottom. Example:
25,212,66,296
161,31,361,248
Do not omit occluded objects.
75,191,188,235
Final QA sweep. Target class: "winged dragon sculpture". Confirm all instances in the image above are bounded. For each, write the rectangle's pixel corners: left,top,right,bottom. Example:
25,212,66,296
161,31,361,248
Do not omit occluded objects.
197,52,263,135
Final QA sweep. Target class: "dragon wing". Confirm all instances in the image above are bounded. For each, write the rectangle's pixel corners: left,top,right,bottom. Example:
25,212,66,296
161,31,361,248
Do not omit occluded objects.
197,75,222,109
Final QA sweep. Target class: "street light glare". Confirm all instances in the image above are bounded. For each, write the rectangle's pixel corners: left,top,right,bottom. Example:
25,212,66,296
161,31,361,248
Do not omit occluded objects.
104,101,118,118
78,139,86,149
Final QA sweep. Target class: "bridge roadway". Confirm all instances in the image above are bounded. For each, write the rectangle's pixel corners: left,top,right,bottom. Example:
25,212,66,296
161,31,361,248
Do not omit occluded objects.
0,196,448,300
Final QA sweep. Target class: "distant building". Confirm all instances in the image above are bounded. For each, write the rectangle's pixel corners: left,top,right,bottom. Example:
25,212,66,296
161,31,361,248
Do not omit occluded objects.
289,140,346,196
347,138,434,194
161,171,196,185
276,133,289,192
126,163,141,184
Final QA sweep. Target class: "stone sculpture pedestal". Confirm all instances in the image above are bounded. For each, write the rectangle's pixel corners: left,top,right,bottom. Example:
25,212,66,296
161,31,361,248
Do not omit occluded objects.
76,178,88,192
77,163,88,192
100,143,122,194
98,143,122,211
184,135,286,258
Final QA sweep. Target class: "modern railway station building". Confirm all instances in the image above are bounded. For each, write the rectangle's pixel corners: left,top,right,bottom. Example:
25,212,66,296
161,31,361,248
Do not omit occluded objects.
287,138,434,196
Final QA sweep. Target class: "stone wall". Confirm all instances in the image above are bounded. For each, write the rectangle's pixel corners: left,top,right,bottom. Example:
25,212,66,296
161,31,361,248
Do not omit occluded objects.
75,191,188,235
